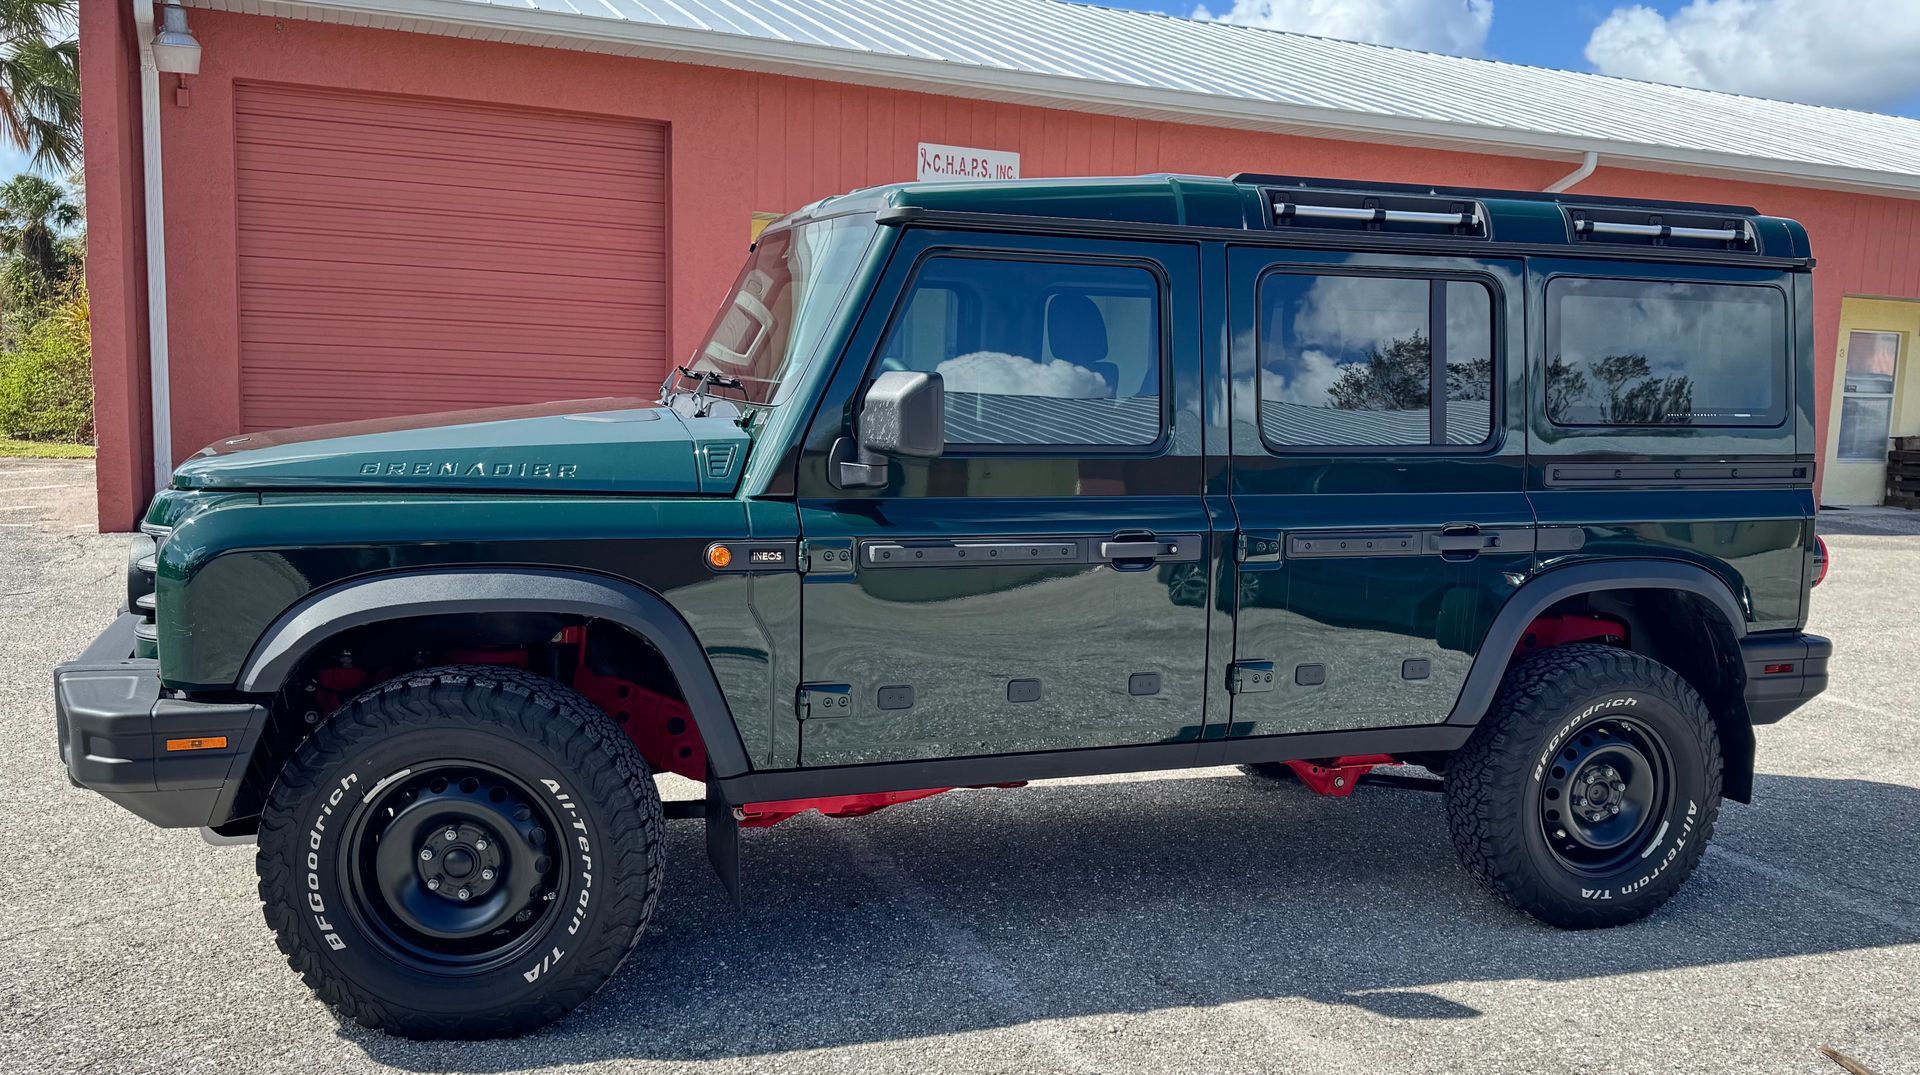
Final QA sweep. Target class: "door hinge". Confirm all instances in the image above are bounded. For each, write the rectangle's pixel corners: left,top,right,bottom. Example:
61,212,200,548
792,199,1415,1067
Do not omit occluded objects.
1236,531,1282,563
797,682,853,719
1227,660,1277,694
800,539,856,575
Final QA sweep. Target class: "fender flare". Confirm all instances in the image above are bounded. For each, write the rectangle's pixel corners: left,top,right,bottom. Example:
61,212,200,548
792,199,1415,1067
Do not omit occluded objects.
236,566,752,778
1444,559,1748,726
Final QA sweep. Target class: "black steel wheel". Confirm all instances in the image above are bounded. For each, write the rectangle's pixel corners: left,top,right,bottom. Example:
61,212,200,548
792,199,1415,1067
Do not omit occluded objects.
1535,715,1673,874
343,761,566,972
1444,644,1722,929
258,665,663,1039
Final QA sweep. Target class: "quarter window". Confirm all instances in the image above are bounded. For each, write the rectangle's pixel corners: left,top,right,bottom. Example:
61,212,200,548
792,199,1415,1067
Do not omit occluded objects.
1257,273,1496,449
874,256,1163,448
1545,279,1787,427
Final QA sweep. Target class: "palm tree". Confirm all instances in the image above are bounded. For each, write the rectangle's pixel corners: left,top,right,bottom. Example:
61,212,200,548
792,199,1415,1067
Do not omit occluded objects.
0,0,80,171
0,171,79,318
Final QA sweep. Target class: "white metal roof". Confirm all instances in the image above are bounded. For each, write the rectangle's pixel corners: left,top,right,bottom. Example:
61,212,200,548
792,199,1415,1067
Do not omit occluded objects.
191,0,1920,198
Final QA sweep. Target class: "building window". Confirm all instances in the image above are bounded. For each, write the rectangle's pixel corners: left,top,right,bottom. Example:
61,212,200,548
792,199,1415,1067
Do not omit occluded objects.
1256,273,1495,449
875,256,1163,448
1545,278,1787,427
1838,330,1900,461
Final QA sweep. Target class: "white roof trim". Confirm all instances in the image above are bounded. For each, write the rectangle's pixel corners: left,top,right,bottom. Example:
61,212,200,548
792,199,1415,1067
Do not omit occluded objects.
188,0,1920,200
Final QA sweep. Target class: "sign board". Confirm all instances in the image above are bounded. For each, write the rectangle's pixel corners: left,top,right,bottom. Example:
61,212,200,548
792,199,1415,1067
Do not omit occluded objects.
917,143,1021,182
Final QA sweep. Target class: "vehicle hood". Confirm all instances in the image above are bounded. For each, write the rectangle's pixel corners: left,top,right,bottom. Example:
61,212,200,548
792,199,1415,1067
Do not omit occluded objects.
170,398,750,495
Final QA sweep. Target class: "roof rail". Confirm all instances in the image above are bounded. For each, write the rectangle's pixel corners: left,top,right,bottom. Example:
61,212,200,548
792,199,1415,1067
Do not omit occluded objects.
1565,204,1759,253
1260,184,1486,238
1231,173,1761,217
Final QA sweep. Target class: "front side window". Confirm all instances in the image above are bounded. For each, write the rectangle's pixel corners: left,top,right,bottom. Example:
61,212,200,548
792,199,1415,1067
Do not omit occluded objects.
1545,278,1787,427
874,256,1163,448
1257,273,1495,449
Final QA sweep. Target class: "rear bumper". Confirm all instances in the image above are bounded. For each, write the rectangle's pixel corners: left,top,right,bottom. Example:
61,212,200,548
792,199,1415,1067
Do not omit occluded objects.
53,614,267,827
1742,631,1832,725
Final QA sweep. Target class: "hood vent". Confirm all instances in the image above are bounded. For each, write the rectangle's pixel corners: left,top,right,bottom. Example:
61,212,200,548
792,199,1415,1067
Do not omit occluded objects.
704,443,738,479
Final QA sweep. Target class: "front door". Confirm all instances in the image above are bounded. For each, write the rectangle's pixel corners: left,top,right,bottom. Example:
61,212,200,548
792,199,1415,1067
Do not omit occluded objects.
793,229,1211,767
1225,247,1535,737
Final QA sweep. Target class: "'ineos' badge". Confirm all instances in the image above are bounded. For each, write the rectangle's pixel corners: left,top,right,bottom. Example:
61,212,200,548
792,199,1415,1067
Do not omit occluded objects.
749,549,785,564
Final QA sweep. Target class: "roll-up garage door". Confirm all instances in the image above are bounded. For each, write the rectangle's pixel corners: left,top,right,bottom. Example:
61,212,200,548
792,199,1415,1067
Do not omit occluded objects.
233,85,667,430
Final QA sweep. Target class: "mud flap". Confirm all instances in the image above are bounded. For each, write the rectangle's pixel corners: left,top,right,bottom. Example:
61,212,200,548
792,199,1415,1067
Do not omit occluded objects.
704,776,741,907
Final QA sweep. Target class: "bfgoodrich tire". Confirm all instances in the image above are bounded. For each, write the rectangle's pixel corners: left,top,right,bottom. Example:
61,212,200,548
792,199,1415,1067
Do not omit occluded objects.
1444,644,1722,929
256,665,664,1039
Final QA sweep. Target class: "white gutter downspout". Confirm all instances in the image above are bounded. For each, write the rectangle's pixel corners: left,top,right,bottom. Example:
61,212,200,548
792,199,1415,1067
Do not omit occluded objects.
132,0,174,495
1545,150,1599,194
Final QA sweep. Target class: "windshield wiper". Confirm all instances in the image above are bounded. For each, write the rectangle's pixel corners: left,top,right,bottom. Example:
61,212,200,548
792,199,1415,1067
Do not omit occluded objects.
662,365,766,419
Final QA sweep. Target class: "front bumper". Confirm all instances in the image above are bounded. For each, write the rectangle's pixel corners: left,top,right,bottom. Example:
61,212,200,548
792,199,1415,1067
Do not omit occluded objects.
1742,631,1832,725
53,613,267,828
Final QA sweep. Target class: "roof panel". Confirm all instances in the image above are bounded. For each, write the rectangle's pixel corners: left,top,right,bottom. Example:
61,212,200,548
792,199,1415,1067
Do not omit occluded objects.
185,0,1920,196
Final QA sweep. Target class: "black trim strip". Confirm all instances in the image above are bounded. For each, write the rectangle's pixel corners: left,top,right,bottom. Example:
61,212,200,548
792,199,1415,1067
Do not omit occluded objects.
874,207,1814,270
1544,462,1812,488
860,534,1204,568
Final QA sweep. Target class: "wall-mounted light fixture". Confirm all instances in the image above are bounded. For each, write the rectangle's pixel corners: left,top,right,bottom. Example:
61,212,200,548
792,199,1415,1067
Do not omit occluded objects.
151,2,202,75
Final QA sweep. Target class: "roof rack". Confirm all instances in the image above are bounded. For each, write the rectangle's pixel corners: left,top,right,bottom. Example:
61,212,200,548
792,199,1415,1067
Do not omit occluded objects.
1565,204,1759,252
1260,184,1486,238
1231,173,1761,217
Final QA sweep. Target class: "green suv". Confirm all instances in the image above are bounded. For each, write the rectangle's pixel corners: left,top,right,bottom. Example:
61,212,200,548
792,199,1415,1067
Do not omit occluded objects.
55,174,1831,1038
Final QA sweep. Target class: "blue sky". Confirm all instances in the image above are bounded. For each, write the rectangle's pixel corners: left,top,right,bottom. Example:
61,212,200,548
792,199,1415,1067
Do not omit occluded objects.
1099,0,1920,119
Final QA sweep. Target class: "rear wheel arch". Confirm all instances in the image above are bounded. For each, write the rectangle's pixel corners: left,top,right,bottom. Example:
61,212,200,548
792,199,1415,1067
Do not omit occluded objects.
1449,561,1754,800
227,567,751,798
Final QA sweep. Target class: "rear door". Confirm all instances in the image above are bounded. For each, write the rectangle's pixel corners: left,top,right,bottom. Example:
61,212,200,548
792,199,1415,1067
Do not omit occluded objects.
792,228,1213,767
1225,247,1534,736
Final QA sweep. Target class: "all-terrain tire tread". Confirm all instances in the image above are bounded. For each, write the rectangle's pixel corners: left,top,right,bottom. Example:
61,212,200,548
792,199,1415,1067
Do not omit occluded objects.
1443,644,1722,929
256,664,664,1039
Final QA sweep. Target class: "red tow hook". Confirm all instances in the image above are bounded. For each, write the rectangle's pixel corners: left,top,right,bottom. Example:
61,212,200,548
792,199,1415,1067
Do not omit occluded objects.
1284,754,1400,797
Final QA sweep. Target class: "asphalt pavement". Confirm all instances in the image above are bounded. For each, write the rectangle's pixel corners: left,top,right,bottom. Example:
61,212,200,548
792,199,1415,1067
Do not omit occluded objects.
2,457,1915,1075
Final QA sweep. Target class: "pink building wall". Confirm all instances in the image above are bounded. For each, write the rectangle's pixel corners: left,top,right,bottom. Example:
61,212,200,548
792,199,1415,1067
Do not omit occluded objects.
83,5,1920,528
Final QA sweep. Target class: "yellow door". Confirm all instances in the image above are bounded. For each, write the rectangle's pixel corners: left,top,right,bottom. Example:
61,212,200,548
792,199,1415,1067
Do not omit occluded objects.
1825,297,1920,506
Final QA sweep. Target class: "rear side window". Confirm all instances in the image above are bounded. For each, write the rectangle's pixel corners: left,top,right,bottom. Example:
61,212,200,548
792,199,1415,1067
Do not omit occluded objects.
1257,273,1496,449
1545,278,1787,427
875,255,1163,448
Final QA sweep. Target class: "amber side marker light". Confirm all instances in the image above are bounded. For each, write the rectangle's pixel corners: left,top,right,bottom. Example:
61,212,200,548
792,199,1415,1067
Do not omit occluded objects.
165,736,228,752
706,544,733,570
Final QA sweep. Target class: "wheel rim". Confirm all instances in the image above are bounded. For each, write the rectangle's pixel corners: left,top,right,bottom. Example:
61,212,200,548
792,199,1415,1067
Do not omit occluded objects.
342,761,567,973
1536,715,1673,874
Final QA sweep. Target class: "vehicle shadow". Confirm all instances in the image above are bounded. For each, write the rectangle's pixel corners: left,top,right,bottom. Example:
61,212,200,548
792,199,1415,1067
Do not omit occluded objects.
348,769,1920,1069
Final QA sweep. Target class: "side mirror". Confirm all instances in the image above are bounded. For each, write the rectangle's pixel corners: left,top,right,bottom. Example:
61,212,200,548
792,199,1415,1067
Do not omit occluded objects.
860,371,945,457
832,371,944,489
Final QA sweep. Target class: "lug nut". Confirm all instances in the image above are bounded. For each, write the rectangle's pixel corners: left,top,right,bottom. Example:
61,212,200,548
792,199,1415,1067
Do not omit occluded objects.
427,878,441,891
444,828,459,841
481,868,495,881
456,887,471,901
1612,782,1626,792
1608,803,1622,815
474,839,487,851
419,848,434,861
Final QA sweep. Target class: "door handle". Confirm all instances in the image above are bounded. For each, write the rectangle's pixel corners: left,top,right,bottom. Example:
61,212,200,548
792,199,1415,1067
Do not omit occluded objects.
1101,539,1180,563
1432,524,1485,559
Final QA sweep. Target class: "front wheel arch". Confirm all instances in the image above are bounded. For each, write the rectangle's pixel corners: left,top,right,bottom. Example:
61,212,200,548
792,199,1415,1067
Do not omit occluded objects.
235,567,752,780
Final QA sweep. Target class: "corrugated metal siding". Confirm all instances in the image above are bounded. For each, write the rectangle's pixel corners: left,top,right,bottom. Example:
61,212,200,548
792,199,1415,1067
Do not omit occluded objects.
233,84,667,430
195,0,1920,194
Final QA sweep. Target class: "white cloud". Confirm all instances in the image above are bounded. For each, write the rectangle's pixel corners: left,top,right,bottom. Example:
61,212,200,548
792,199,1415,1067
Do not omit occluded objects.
1192,0,1494,57
935,351,1111,398
1585,0,1920,111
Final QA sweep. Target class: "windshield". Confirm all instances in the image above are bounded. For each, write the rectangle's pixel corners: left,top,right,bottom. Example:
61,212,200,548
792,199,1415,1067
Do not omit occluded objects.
685,215,877,406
